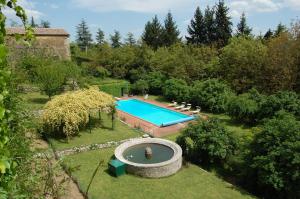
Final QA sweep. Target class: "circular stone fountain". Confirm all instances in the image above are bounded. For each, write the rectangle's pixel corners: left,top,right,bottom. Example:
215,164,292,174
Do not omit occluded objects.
115,138,182,178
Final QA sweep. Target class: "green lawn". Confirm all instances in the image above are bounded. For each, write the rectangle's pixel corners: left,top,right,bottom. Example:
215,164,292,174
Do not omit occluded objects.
20,92,49,111
49,114,142,150
63,148,254,199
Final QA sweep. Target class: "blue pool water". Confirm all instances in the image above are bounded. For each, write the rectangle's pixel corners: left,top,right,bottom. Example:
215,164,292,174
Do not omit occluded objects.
116,99,194,126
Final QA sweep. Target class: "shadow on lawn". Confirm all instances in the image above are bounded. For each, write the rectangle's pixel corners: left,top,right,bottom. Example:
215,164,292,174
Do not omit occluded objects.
29,97,49,105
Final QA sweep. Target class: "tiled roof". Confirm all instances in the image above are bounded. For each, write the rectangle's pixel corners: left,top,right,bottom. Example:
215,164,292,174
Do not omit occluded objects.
6,27,69,37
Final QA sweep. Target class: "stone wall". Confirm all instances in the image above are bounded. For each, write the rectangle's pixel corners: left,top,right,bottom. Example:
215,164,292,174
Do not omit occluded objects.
6,35,71,60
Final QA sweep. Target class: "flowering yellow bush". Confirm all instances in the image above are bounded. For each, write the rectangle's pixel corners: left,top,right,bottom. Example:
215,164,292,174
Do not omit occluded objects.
42,87,115,138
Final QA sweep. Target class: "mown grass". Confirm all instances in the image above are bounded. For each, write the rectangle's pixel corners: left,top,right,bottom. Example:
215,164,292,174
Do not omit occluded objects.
63,148,254,199
48,113,142,150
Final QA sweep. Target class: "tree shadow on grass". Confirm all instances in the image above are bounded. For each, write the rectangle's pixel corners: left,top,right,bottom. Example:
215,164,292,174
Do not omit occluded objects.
29,97,49,105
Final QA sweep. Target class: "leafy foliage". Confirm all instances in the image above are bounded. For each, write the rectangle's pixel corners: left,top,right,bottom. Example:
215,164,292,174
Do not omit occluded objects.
177,118,237,166
220,37,267,93
163,78,190,102
259,91,300,119
131,79,149,95
42,87,115,138
191,79,234,113
36,62,66,98
247,111,300,198
226,90,260,124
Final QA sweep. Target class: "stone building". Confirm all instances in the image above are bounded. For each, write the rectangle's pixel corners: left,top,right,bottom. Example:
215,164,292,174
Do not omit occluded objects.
6,27,71,60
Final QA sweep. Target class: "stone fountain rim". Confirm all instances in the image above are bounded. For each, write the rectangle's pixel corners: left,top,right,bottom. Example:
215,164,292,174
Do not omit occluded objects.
114,138,182,168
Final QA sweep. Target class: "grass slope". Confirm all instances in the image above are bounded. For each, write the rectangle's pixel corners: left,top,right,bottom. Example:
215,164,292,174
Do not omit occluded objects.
63,148,254,199
49,114,142,150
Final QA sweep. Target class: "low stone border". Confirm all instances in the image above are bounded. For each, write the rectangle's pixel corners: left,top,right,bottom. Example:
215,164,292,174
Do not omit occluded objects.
35,137,142,159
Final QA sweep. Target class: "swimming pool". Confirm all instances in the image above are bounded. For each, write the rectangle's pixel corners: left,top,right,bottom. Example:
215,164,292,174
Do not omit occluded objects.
116,99,194,126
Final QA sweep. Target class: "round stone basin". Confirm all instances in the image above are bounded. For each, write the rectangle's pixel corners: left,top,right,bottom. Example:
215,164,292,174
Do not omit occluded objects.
115,138,182,178
123,143,174,164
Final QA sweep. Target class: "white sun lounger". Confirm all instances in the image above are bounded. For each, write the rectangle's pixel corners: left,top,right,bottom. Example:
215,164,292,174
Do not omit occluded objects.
167,101,177,107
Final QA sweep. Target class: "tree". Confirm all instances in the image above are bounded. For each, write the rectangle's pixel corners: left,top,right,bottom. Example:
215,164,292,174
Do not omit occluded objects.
162,11,180,46
36,62,66,99
248,111,300,199
204,6,216,44
76,19,93,50
226,89,261,124
163,78,190,102
264,33,297,93
176,118,237,166
110,30,122,48
191,79,234,113
186,7,206,45
125,32,136,45
236,12,252,37
274,23,287,37
215,0,232,47
142,15,163,49
131,79,149,95
264,29,273,40
40,20,50,28
30,16,37,27
220,37,267,93
96,28,105,45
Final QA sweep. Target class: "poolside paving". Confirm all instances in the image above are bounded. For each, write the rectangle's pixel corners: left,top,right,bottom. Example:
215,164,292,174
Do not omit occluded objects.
116,97,194,137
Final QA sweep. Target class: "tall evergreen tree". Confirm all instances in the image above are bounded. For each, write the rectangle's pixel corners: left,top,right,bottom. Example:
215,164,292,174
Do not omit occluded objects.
125,32,136,45
162,11,180,46
76,19,93,50
264,29,273,40
215,0,232,47
110,30,122,48
274,23,287,37
142,15,163,49
236,12,252,37
186,7,206,45
40,20,50,28
96,28,105,45
204,6,216,44
30,16,37,27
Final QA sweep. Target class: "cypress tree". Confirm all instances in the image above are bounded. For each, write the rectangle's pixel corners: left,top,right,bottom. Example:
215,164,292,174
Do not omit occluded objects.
76,19,93,50
30,17,37,27
186,7,206,45
142,15,163,49
215,0,232,47
162,11,180,46
96,28,105,45
204,6,216,44
125,32,136,45
110,30,122,48
236,12,252,37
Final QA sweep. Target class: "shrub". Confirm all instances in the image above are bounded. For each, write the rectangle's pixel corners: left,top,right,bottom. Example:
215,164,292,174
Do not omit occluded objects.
36,62,66,98
191,79,234,113
176,118,237,166
42,87,115,138
144,71,166,95
131,79,149,95
226,89,263,124
259,91,300,120
247,111,300,198
163,78,190,102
